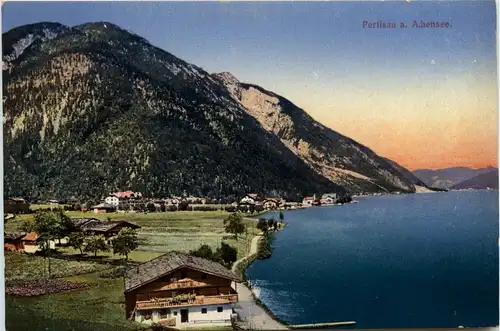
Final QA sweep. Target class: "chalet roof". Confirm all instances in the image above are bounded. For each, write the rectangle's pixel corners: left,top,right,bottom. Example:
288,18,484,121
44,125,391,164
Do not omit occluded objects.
303,196,314,200
111,191,143,199
124,251,241,293
91,203,116,209
78,219,140,233
4,231,27,240
21,232,39,241
322,193,338,198
70,218,100,229
246,193,260,199
8,197,26,203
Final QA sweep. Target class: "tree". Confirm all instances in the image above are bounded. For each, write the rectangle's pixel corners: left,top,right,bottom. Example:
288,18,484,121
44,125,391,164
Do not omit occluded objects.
178,200,190,211
256,219,268,234
111,228,139,261
21,210,72,277
267,218,276,232
22,210,73,245
215,242,237,266
223,213,245,240
146,202,156,213
69,232,86,255
84,235,109,257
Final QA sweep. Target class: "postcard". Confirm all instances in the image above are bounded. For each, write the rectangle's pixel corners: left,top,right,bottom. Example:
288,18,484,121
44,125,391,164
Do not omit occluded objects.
2,1,498,330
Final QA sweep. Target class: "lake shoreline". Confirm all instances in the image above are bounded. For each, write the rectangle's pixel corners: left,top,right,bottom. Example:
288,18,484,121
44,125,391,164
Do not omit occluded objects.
232,234,290,329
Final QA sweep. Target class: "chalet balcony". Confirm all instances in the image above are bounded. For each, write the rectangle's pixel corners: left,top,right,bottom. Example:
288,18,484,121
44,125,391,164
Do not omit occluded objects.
136,294,238,310
160,279,212,290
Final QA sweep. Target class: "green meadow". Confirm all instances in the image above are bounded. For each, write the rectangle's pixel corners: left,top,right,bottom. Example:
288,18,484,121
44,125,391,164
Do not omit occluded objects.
5,208,261,331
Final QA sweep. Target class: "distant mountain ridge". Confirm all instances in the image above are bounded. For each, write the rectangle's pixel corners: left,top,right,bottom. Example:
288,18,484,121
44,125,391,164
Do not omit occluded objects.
4,21,426,200
413,167,497,189
450,169,499,190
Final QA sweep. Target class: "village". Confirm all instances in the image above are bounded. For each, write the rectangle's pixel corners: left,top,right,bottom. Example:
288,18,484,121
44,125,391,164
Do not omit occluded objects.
4,191,347,215
4,190,350,331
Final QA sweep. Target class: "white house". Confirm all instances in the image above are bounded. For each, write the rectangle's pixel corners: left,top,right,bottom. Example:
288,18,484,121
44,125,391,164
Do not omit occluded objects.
320,193,338,204
239,193,262,205
105,196,120,206
302,196,314,206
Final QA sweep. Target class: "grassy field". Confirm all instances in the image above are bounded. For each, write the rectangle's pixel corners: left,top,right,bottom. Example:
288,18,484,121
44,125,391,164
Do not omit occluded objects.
5,209,261,331
6,209,260,260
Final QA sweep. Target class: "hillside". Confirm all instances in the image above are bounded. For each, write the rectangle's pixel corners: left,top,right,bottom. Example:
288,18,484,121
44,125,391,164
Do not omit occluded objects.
4,21,421,200
214,72,424,194
413,167,497,189
450,169,499,190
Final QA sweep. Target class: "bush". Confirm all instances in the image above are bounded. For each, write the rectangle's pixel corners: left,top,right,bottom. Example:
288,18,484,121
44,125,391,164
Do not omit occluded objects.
217,242,237,265
166,205,177,212
189,244,214,260
225,206,236,213
178,201,190,211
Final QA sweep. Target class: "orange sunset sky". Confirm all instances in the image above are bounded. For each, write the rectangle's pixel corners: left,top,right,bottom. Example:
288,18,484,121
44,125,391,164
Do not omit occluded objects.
297,71,498,171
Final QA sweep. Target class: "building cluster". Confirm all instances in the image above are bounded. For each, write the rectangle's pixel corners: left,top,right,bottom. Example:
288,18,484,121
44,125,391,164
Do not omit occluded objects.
3,218,140,253
301,193,339,206
94,192,297,213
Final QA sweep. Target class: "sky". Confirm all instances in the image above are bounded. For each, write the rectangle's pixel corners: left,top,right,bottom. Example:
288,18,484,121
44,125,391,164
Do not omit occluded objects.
3,1,498,170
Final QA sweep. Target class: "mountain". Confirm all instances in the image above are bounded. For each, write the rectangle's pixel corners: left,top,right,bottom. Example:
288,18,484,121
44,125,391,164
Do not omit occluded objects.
413,167,497,189
450,169,499,190
214,72,424,194
4,21,421,200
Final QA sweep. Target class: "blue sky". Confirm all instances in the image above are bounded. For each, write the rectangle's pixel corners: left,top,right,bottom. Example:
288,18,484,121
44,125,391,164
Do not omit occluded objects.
2,1,497,169
3,1,496,83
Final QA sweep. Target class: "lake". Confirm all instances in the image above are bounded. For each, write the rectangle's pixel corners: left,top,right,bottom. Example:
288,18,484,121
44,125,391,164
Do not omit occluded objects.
246,190,499,328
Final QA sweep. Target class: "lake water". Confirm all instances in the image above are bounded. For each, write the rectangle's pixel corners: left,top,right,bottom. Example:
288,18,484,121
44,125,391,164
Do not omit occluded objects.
246,190,499,328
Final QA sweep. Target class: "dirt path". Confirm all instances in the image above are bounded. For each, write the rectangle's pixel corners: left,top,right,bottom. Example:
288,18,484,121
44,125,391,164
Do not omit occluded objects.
231,235,289,330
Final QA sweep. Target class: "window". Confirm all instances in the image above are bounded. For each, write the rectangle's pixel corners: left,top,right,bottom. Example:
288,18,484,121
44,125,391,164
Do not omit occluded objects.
173,311,178,316
201,308,207,314
217,307,223,313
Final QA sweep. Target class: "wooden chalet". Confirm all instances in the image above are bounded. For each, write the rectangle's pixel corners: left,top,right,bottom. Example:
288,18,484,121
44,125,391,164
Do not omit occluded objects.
263,198,284,210
91,203,117,213
4,232,27,252
4,197,30,214
124,251,241,327
70,218,141,238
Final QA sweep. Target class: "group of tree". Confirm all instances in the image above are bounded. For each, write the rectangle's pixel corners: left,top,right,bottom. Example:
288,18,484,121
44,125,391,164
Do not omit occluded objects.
336,195,353,204
21,210,76,250
189,243,238,268
256,217,284,234
224,204,264,214
68,228,139,260
21,210,139,263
